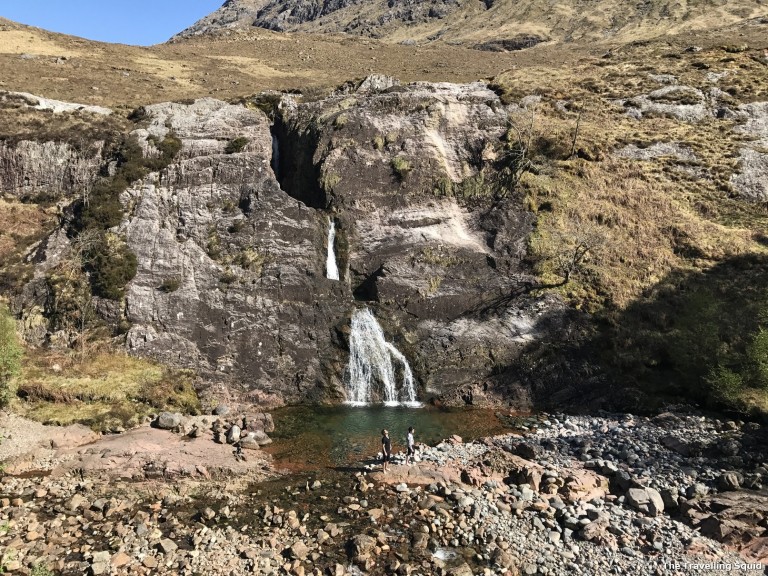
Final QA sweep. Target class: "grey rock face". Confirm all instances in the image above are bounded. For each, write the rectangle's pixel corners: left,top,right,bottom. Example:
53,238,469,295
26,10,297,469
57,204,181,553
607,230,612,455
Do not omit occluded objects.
0,140,103,201
730,102,768,201
19,84,560,407
121,98,349,404
276,81,549,406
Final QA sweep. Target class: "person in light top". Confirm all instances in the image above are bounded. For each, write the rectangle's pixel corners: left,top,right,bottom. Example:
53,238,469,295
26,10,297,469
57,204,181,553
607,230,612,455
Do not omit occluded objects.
405,426,415,465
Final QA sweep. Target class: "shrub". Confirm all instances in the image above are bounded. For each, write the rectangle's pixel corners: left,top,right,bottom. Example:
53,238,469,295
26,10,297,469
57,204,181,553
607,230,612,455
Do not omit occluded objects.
86,234,138,300
391,156,412,180
0,305,22,407
224,136,249,154
146,133,182,170
219,270,238,285
334,113,348,129
128,106,148,122
159,276,181,293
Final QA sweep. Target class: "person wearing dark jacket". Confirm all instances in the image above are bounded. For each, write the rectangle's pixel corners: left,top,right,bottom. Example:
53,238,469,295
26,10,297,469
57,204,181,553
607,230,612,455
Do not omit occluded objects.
381,429,392,473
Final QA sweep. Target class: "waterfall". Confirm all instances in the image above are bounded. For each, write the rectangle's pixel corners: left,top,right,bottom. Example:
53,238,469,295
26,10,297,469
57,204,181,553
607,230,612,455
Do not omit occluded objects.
326,217,340,281
344,308,419,407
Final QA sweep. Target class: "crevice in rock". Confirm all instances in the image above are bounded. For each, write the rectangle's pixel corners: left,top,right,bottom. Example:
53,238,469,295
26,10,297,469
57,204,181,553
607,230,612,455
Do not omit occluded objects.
271,114,328,209
352,265,384,301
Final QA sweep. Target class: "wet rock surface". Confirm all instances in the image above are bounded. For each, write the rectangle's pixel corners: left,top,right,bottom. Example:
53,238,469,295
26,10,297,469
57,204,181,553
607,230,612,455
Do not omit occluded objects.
2,408,766,575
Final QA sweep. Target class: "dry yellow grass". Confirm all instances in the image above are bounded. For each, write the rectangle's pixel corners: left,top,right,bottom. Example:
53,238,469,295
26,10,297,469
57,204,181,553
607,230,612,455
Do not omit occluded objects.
14,349,200,430
0,200,52,259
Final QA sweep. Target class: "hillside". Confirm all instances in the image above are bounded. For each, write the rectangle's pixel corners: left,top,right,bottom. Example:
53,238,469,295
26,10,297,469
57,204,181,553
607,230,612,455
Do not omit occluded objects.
175,0,768,44
1,6,768,423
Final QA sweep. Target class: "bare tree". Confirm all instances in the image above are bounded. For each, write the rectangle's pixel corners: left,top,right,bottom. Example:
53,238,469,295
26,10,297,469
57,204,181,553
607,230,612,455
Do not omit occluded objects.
549,215,602,286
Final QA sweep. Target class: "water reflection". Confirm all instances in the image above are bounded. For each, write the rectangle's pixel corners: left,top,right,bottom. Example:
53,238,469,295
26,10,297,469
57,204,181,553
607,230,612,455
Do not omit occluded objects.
264,405,509,470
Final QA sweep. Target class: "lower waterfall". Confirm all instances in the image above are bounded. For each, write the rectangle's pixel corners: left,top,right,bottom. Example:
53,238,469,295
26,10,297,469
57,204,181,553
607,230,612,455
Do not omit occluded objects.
344,308,419,406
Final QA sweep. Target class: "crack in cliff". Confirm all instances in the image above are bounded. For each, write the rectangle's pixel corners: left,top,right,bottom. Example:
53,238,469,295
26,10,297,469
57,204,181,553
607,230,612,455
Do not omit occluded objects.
271,112,328,209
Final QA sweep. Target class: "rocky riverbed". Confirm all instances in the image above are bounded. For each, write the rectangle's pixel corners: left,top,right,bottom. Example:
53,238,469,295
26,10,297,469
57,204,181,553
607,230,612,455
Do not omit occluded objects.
1,408,767,575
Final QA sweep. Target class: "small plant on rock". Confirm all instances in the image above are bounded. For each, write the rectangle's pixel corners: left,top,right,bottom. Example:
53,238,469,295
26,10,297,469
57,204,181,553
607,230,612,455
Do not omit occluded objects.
391,156,412,180
224,136,249,154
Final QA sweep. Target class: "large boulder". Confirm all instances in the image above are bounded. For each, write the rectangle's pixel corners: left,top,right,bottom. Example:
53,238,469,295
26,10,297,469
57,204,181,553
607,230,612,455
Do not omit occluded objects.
156,412,182,430
626,487,665,516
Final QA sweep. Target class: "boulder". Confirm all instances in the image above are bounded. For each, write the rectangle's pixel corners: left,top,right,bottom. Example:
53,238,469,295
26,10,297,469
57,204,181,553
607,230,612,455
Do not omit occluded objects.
226,424,241,444
242,430,272,447
156,412,182,430
717,471,743,491
626,487,664,516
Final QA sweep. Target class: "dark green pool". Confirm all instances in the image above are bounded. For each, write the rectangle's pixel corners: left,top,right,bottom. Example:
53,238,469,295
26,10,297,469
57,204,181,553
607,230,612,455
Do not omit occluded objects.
263,405,514,471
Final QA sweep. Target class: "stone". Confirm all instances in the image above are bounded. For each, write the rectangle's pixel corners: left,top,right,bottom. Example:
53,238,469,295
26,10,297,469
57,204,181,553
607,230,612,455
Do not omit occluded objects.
348,534,376,557
156,412,182,429
227,424,241,444
111,552,131,567
626,487,664,516
157,538,178,554
411,532,429,551
67,494,88,511
90,551,111,575
241,430,272,449
717,471,743,491
213,404,230,416
288,540,309,560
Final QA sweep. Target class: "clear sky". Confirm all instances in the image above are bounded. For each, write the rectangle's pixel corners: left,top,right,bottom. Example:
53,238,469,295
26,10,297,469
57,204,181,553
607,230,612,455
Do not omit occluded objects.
0,1,225,46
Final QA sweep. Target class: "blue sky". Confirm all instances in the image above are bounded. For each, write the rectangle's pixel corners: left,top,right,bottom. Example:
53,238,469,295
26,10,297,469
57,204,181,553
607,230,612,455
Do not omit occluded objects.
0,1,224,46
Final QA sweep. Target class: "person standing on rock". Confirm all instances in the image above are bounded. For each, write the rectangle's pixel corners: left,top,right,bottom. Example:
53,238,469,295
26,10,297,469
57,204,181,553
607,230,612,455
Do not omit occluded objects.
405,426,415,465
381,429,392,473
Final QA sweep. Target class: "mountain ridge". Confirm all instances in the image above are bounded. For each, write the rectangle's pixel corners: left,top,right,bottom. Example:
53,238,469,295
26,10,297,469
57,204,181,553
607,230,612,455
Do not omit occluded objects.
174,0,768,44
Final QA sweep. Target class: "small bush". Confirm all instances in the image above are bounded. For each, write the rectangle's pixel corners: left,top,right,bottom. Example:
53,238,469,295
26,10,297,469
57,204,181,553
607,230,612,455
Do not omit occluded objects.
206,229,222,260
391,156,412,180
334,113,348,129
219,270,238,285
235,248,265,274
128,106,148,122
224,136,249,154
159,277,181,293
86,234,138,300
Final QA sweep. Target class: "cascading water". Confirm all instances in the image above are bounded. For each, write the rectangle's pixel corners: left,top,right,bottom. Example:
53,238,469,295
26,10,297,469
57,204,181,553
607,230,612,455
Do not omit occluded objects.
326,217,340,281
344,308,419,407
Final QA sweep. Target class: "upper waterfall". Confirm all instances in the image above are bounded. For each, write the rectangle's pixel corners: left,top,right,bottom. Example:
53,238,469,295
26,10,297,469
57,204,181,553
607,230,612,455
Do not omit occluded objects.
344,308,419,406
326,217,340,281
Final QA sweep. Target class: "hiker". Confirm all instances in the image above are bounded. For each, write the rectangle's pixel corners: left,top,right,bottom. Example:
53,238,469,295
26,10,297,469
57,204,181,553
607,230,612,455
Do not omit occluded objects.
406,426,416,465
381,429,392,473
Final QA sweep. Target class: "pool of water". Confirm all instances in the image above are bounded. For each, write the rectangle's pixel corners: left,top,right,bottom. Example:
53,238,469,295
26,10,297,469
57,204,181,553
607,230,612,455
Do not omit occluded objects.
263,404,515,471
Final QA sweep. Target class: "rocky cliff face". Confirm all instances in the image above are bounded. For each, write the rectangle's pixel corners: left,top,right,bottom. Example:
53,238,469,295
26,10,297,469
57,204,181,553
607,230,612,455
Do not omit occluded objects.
117,98,350,404
274,79,546,405
0,140,103,202
16,80,563,408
